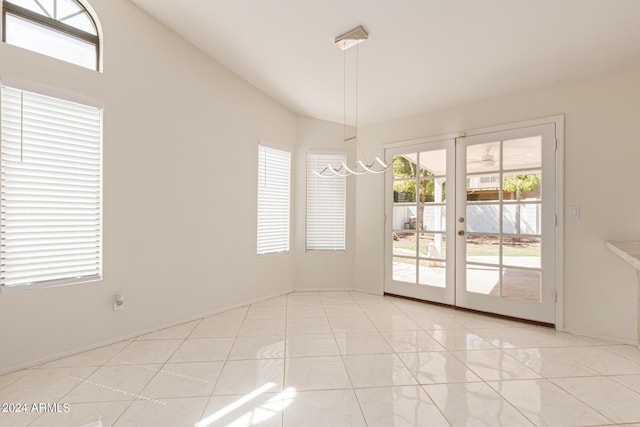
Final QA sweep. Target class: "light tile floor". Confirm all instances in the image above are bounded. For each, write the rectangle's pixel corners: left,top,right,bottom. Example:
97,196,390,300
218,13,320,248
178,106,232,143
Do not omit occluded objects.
2,291,640,426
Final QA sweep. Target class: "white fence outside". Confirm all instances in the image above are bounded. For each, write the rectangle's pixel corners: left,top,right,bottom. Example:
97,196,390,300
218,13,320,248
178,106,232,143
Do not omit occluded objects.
393,203,540,235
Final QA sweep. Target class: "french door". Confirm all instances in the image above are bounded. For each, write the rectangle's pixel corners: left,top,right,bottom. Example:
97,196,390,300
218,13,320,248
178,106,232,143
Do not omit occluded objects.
385,138,456,305
384,123,557,324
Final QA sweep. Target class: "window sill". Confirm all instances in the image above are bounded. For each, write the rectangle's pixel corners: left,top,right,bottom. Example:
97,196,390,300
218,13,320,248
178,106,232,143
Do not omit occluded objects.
0,275,102,294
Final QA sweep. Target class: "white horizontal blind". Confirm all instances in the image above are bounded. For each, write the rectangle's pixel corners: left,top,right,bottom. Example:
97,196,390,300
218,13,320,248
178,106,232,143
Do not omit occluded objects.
257,144,290,255
1,86,102,289
306,153,346,251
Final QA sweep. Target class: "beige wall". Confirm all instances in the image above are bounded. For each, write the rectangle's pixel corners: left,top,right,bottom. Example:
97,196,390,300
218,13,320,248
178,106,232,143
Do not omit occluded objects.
293,117,356,290
0,0,297,373
356,66,640,344
2,0,639,374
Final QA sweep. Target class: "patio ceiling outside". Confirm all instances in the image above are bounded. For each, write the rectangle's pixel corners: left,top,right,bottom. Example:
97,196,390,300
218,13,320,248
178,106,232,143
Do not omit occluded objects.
400,136,542,177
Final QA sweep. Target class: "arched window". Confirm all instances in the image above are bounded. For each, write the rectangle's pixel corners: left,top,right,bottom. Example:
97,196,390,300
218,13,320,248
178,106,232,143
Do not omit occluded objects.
2,0,100,70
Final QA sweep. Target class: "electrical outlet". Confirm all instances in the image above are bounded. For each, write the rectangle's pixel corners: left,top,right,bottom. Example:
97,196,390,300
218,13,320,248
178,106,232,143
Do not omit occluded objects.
113,294,125,311
568,206,580,219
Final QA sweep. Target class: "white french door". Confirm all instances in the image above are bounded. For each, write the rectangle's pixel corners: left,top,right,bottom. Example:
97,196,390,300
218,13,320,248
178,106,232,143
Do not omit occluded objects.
455,124,556,323
384,138,456,306
385,123,558,324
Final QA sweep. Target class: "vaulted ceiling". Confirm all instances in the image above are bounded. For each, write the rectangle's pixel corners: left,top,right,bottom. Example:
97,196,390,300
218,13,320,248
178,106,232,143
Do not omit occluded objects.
130,0,640,125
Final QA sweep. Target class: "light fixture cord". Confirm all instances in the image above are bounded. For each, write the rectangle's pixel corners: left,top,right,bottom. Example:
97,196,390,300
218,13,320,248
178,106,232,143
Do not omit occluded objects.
354,42,371,164
343,48,346,143
355,42,358,139
20,91,24,162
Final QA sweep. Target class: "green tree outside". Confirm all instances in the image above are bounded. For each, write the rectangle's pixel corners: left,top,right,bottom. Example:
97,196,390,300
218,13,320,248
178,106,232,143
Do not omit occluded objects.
393,156,439,203
503,174,541,239
393,156,539,237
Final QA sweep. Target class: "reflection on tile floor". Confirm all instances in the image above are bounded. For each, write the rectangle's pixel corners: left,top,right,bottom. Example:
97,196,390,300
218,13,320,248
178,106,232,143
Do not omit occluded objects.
1,291,639,426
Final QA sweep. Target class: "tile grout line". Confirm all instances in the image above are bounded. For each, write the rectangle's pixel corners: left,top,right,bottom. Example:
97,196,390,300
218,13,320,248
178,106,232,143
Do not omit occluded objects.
195,305,251,425
384,295,455,427
0,369,37,394
478,376,544,427
26,337,141,427
392,293,625,426
606,374,640,397
549,345,640,378
56,339,138,426
281,293,289,427
7,291,640,426
354,292,456,424
24,365,103,427
111,317,207,425
387,295,564,426
30,337,143,427
320,291,368,425
547,376,618,425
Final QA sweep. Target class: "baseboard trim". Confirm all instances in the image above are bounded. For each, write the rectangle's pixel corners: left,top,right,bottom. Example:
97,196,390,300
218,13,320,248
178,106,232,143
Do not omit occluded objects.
563,327,637,346
10,288,625,375
354,288,384,296
292,287,359,293
290,288,386,297
0,289,293,376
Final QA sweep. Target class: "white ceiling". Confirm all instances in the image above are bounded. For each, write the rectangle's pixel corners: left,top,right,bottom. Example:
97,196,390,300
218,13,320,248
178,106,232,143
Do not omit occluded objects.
130,0,640,125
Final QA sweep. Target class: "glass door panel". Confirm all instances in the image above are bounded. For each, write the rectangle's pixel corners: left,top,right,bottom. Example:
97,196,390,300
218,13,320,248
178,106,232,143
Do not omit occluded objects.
385,123,556,324
455,123,556,323
392,256,416,283
385,139,455,305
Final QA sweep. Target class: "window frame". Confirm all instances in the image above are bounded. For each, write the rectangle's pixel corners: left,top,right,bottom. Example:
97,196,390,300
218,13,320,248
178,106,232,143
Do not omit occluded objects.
0,84,103,293
256,142,291,256
306,151,347,252
2,0,100,70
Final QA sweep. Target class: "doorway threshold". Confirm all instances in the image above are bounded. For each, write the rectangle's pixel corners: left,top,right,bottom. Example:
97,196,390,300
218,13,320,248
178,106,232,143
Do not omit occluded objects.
384,292,555,329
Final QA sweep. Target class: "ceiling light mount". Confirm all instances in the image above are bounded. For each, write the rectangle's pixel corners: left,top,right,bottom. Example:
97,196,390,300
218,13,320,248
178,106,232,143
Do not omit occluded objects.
334,25,369,51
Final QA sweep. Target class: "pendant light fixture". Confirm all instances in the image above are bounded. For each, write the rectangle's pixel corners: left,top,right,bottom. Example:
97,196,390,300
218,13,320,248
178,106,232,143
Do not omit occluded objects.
314,25,391,178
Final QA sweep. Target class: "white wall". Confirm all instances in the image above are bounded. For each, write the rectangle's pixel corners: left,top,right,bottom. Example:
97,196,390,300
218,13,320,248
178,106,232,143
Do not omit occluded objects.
2,0,638,375
293,117,356,290
356,66,640,343
0,0,296,373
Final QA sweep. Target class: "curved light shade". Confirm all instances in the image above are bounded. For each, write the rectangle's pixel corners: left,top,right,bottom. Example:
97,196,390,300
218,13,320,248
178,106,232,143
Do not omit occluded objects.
313,26,392,178
313,157,391,177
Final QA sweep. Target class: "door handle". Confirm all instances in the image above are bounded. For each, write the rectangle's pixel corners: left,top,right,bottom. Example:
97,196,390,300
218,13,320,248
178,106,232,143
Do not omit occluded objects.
458,230,465,236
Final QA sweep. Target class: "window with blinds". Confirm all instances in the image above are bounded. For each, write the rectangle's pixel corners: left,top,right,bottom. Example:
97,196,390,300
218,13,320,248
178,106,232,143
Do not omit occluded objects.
306,153,346,251
0,86,102,291
257,144,291,255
